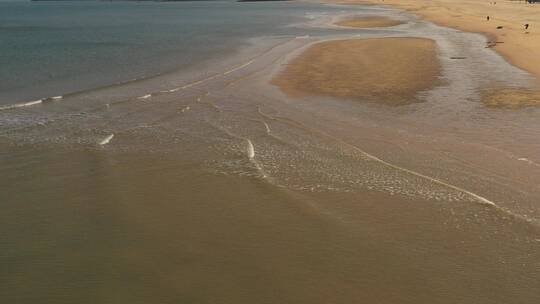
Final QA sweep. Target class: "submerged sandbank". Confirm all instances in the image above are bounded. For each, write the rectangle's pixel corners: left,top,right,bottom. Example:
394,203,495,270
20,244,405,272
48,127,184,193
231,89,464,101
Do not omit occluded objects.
272,38,440,104
335,16,403,28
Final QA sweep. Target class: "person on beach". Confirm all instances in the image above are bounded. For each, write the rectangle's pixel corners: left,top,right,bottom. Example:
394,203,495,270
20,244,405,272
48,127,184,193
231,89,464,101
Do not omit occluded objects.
487,16,490,21
525,23,530,30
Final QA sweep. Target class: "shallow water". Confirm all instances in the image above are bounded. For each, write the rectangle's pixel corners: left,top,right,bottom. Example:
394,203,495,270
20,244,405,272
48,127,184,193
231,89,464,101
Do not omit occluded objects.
1,2,540,303
0,0,353,105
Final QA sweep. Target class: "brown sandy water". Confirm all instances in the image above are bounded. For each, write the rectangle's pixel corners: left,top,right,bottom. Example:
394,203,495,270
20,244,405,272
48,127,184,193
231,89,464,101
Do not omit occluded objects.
1,5,540,304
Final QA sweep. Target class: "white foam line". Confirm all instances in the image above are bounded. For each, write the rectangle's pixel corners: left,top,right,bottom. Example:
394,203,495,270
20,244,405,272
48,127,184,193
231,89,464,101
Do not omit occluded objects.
99,134,114,146
246,139,255,159
257,108,498,207
181,83,198,89
137,94,152,100
246,139,269,178
362,150,496,206
42,95,63,102
256,106,539,225
223,60,254,75
0,99,43,111
16,99,43,107
263,121,271,134
328,134,497,206
518,157,540,168
213,124,268,179
162,60,253,94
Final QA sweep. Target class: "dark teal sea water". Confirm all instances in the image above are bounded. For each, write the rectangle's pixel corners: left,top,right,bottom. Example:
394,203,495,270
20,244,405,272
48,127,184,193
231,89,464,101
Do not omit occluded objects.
0,0,345,105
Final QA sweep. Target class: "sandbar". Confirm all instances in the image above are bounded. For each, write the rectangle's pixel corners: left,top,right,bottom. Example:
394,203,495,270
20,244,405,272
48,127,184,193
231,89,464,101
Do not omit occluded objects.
272,38,440,104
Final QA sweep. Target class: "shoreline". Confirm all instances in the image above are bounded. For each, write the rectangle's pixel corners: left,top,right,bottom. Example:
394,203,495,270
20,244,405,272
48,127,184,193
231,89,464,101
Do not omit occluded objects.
335,0,540,82
0,36,292,111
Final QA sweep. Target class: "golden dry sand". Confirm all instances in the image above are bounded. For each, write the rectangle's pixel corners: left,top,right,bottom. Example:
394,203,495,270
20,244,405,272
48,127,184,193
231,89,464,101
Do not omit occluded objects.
335,16,403,28
272,38,440,104
339,0,540,81
332,0,540,107
482,88,540,107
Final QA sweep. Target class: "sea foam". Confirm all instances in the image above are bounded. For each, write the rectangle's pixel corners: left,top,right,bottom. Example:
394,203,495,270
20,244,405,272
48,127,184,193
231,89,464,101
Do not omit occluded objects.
0,99,43,111
246,139,255,159
99,134,114,146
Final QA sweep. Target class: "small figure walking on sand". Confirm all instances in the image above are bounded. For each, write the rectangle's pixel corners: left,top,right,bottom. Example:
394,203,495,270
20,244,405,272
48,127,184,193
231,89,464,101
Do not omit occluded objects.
525,23,530,30
487,16,490,21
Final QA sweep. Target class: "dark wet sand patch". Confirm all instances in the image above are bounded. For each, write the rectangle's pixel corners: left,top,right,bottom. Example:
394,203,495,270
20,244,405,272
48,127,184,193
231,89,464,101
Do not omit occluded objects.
272,38,441,105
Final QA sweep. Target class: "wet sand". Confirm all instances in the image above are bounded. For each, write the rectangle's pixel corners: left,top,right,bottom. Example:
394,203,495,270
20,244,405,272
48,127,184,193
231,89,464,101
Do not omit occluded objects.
335,16,403,28
482,87,540,107
272,38,440,104
327,0,540,107
340,0,540,81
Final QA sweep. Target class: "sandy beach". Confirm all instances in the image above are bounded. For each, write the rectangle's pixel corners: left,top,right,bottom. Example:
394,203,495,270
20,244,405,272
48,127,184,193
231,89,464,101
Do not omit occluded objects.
272,38,440,104
340,0,540,80
317,0,540,107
